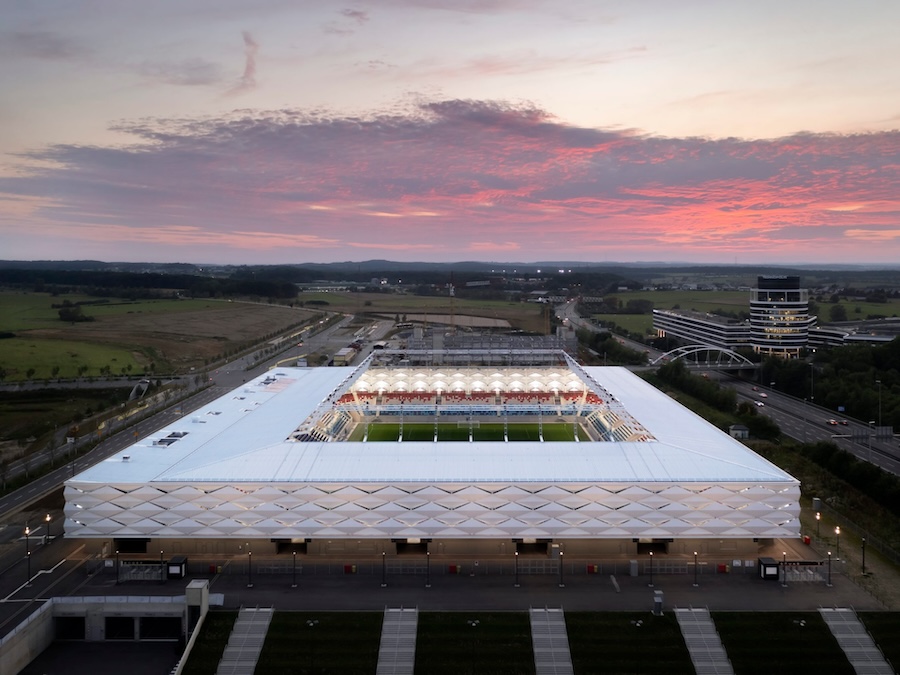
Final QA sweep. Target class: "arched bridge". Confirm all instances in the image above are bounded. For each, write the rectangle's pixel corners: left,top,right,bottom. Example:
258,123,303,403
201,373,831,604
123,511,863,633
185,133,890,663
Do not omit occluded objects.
650,346,757,370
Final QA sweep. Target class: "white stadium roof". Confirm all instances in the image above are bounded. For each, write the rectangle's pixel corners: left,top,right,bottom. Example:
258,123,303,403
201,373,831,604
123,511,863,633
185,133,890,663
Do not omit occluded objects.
65,362,800,541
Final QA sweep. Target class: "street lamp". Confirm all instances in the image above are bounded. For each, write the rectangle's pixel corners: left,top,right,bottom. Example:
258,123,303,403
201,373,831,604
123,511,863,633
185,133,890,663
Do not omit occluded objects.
693,551,699,587
648,551,654,588
810,363,815,403
631,619,644,675
877,379,882,428
307,619,318,672
558,550,565,588
815,512,820,538
467,619,480,675
381,550,387,588
827,551,832,587
247,551,253,588
116,550,120,585
835,526,841,560
44,513,51,545
160,550,165,584
862,538,867,576
514,550,520,588
782,551,788,588
25,526,31,586
292,550,297,588
425,550,431,588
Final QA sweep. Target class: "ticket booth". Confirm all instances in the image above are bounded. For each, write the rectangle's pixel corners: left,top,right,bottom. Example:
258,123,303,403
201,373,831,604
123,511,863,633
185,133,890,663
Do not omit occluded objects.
758,557,779,580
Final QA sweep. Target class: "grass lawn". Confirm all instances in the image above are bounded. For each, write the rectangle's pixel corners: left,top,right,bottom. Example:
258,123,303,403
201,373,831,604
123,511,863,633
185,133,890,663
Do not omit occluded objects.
857,612,900,668
415,612,534,675
713,611,854,675
181,611,238,675
256,612,382,675
0,337,143,380
354,422,584,442
591,313,654,336
0,292,226,332
565,611,693,674
0,292,313,380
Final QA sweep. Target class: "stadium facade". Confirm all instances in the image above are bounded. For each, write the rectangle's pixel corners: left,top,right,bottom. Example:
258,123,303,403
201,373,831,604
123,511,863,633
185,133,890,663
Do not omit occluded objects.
64,352,800,558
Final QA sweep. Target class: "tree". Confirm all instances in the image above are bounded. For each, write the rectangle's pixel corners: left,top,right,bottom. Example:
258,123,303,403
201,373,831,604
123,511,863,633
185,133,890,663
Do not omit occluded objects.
51,365,60,379
829,304,848,322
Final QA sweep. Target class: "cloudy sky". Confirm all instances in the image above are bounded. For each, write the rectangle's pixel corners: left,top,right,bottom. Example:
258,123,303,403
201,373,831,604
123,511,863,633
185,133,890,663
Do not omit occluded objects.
2,0,899,265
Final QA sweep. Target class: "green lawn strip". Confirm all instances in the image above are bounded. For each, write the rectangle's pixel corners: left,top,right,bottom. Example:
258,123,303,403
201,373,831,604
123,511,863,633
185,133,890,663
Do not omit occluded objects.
857,612,900,669
415,611,534,675
712,612,854,675
565,611,692,675
256,611,382,675
0,293,224,331
590,313,654,336
0,337,142,380
181,610,238,675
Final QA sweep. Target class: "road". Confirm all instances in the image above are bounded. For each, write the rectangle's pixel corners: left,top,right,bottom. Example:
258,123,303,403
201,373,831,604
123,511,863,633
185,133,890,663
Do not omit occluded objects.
727,378,900,475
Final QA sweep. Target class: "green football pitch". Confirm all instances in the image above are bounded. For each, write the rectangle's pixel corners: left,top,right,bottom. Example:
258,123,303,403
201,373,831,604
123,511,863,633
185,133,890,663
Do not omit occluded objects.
348,422,588,442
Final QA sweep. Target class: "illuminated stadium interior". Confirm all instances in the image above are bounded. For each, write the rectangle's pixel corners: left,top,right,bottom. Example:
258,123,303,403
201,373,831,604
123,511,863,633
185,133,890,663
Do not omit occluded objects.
289,363,655,444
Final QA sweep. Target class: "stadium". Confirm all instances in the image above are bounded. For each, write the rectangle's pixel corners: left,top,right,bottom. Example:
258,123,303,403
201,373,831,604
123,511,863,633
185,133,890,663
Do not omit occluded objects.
64,351,800,559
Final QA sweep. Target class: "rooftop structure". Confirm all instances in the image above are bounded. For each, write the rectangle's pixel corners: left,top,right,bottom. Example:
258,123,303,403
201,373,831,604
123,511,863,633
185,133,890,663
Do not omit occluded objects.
64,352,800,558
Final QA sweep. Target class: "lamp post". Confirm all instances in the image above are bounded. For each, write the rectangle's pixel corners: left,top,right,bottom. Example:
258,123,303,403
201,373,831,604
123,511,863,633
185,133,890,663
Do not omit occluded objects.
25,526,31,586
810,363,814,403
160,549,165,584
514,550,520,588
815,512,820,538
381,550,387,588
648,551,654,588
827,551,832,587
631,619,644,675
425,550,431,588
116,550,120,585
877,379,882,428
558,550,565,588
467,619,480,675
861,538,867,575
292,550,297,588
44,513,51,545
247,551,253,588
306,619,318,672
693,551,699,587
782,551,788,588
835,526,841,560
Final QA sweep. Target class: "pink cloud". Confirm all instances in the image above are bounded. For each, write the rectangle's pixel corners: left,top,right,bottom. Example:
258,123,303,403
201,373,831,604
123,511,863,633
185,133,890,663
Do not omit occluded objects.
2,99,899,263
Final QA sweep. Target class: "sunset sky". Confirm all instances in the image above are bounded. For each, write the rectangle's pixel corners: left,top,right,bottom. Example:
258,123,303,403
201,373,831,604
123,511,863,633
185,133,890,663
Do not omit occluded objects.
2,1,899,265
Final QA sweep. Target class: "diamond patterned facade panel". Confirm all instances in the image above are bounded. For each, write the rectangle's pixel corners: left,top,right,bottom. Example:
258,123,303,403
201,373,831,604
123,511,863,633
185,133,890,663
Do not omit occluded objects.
65,480,801,539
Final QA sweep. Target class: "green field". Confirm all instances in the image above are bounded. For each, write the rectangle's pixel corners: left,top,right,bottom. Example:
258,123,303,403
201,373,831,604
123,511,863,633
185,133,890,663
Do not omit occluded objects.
0,292,311,381
349,422,587,442
0,337,144,380
0,292,227,332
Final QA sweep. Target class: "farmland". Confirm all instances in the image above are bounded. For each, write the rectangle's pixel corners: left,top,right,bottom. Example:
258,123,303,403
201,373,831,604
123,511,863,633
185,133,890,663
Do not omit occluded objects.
0,293,317,381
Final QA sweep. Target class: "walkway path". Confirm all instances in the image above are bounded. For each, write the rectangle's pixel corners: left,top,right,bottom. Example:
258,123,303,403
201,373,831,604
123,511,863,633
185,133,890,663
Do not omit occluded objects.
216,606,273,675
674,607,734,675
530,607,573,675
376,607,418,675
818,608,893,675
